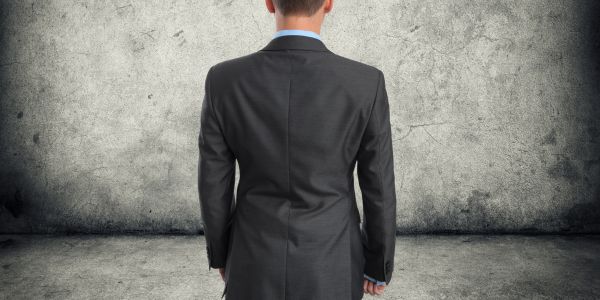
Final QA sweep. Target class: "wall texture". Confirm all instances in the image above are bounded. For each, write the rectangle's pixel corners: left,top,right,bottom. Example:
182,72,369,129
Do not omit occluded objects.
0,0,598,233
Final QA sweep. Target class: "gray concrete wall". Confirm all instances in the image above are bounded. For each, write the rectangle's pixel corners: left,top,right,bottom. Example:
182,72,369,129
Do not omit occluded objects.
0,1,598,234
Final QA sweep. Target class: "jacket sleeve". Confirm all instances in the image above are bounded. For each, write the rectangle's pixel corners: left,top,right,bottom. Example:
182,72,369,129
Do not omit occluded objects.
356,70,397,285
198,66,237,270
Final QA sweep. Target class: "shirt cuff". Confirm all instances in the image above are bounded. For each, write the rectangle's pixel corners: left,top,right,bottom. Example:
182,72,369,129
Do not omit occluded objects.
363,274,386,286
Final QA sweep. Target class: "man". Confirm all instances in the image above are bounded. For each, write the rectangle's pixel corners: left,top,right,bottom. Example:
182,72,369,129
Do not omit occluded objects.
198,0,397,299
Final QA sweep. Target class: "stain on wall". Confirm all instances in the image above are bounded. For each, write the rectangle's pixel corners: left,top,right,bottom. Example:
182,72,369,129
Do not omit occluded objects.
0,0,598,233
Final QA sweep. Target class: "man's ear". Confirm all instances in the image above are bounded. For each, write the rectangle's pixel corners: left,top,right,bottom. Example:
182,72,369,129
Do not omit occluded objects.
265,0,275,13
324,0,333,13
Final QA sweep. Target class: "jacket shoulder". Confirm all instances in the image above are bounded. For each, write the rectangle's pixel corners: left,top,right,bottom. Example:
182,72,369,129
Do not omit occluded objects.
207,52,260,79
327,53,382,79
209,52,382,79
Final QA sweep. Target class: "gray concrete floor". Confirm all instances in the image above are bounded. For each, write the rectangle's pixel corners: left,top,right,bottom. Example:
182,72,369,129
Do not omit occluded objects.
0,235,599,299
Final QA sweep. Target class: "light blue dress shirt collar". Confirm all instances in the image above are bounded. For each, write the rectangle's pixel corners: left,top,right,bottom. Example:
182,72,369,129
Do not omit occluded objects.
273,29,321,41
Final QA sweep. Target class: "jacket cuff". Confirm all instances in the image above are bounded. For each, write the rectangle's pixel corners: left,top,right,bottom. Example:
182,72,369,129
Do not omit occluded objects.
207,241,227,269
363,253,394,285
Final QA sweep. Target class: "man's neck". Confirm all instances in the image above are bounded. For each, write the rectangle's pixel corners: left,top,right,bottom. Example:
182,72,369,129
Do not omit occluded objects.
275,15,323,35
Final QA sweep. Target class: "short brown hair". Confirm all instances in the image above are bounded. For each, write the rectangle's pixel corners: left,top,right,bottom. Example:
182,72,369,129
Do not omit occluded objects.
273,0,325,16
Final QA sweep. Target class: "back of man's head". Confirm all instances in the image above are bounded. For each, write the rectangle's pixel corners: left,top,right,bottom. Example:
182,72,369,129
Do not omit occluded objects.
272,0,326,16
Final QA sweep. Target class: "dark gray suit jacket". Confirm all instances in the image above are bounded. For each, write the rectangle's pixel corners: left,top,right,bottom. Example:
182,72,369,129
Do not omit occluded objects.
198,35,397,300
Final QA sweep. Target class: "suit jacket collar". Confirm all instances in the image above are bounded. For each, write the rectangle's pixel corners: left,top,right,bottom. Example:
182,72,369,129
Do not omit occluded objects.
261,35,330,52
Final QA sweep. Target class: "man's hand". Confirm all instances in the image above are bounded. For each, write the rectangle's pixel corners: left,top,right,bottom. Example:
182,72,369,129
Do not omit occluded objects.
363,279,386,296
218,268,226,282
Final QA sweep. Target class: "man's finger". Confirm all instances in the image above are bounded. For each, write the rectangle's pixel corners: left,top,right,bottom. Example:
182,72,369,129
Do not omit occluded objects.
218,268,225,282
374,284,385,295
363,279,368,294
367,281,375,295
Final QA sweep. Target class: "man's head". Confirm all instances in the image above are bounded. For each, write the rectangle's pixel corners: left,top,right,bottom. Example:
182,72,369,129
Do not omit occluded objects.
270,0,328,16
266,0,333,33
